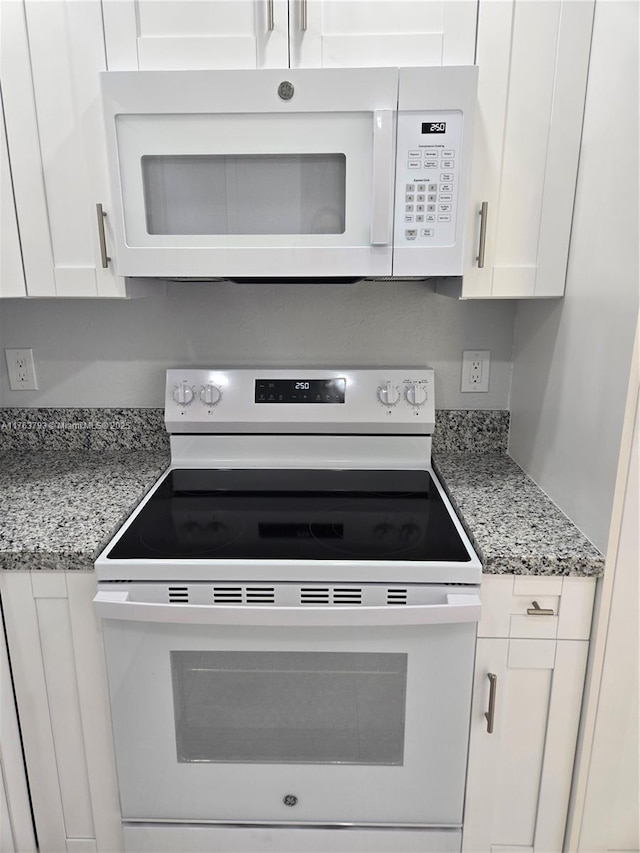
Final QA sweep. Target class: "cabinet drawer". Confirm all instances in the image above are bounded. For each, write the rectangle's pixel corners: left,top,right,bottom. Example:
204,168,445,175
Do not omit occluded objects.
478,576,595,640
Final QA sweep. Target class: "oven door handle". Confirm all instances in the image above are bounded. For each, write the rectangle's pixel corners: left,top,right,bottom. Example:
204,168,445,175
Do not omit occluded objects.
93,591,480,627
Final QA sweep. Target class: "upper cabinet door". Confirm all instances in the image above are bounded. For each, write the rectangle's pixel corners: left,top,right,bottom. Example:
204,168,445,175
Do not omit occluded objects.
462,0,594,298
2,0,123,297
290,0,477,68
0,91,26,298
102,0,290,71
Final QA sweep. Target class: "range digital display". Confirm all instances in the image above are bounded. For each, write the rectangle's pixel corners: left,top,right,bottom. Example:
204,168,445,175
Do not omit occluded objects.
255,379,346,404
422,122,447,134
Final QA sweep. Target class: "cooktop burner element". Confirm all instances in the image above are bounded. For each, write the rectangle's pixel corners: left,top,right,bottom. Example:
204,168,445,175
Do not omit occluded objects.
107,469,471,563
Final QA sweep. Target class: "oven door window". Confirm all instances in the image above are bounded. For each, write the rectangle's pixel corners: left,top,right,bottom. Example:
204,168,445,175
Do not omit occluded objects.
171,650,406,766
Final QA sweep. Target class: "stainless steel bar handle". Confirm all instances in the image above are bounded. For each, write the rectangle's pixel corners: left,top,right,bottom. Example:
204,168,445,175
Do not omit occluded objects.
267,0,274,31
300,0,307,31
477,201,489,268
96,203,111,269
526,600,555,616
485,672,497,734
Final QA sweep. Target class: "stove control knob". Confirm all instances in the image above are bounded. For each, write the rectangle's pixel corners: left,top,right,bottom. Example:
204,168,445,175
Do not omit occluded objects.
405,383,427,407
173,382,194,406
377,381,400,407
200,384,222,407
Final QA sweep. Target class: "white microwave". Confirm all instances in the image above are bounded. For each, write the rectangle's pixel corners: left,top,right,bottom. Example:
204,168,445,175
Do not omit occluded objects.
100,66,477,280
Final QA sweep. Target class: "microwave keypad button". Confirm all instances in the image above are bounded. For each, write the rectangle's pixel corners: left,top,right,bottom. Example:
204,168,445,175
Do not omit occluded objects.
426,214,436,222
408,150,421,159
405,229,418,240
405,204,414,213
417,183,426,192
416,204,425,212
443,150,455,158
440,183,453,193
408,161,421,169
438,214,451,222
404,215,414,223
416,214,425,222
441,160,455,169
406,194,415,203
426,204,436,213
439,203,452,212
439,193,453,202
421,228,435,237
440,173,454,182
425,160,438,169
416,194,425,203
427,193,437,202
428,183,438,192
406,183,416,192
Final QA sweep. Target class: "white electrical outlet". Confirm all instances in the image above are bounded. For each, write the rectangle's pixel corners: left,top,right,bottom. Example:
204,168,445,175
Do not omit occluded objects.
461,350,490,393
5,348,38,391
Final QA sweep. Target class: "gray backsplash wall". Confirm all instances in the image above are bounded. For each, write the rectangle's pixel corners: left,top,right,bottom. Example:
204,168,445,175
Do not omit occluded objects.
0,280,515,409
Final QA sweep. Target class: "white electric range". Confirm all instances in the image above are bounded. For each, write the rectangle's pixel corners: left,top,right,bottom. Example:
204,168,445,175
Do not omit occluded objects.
95,367,481,853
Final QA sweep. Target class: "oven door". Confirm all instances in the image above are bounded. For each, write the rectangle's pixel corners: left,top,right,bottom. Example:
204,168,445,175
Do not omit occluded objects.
96,583,478,829
101,68,397,278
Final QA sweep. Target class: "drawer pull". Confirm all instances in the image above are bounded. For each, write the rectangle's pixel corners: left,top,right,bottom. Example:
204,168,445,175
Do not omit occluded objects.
526,600,555,616
485,673,497,734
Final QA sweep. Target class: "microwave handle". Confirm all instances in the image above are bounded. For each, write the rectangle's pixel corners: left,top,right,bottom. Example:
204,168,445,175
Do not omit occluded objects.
370,110,394,246
94,590,480,627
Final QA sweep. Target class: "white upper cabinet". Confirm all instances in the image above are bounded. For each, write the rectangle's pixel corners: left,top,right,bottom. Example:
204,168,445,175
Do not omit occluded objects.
0,90,26,298
462,0,594,298
103,0,290,71
290,0,477,68
102,0,477,71
1,0,123,297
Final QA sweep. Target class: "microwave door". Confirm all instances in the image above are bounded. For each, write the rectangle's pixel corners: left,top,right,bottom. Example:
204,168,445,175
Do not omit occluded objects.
101,68,398,279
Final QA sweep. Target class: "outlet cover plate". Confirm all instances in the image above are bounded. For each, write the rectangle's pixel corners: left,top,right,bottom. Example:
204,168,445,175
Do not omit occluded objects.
461,350,490,393
5,348,38,391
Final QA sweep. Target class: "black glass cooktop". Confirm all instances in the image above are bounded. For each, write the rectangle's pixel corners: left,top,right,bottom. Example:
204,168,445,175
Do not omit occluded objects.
107,469,471,562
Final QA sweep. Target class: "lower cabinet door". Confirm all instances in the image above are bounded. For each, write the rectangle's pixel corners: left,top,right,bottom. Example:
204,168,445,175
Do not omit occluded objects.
463,637,588,853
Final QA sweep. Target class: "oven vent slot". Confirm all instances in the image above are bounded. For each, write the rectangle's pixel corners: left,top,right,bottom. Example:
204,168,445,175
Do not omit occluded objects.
300,587,331,605
168,586,189,603
387,588,408,605
245,587,276,604
332,588,363,605
212,586,243,604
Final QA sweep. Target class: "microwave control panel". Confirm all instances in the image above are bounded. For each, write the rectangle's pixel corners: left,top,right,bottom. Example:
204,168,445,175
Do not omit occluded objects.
394,111,463,251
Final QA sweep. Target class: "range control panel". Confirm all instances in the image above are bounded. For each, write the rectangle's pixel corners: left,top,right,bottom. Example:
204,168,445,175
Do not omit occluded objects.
394,111,463,249
165,368,435,435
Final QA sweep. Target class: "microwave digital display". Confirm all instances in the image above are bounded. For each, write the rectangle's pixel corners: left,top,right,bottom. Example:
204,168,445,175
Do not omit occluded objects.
422,122,447,134
255,379,346,404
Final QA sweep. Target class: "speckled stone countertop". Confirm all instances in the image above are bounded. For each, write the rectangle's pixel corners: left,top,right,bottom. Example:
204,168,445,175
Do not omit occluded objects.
0,450,169,570
0,407,603,575
434,453,604,577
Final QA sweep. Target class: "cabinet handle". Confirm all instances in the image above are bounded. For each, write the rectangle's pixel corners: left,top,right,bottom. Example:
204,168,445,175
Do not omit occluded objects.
267,0,274,31
300,0,307,31
96,203,111,269
476,201,488,268
526,600,555,616
485,673,497,734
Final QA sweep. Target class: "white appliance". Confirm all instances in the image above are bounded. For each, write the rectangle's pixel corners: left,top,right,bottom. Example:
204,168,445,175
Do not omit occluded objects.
100,67,477,279
94,367,482,853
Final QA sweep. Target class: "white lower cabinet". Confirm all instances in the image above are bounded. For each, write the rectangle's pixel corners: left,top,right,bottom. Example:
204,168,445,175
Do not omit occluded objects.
463,575,596,853
0,571,122,853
